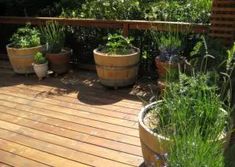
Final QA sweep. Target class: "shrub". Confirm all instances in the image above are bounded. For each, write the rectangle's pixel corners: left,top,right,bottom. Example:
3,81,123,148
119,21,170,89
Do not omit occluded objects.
10,24,41,48
100,33,134,55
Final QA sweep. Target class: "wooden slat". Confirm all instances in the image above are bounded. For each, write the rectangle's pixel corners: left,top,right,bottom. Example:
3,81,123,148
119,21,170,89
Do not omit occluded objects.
210,0,235,44
0,16,209,33
0,88,138,121
0,94,138,130
0,111,142,156
0,65,144,166
0,98,139,137
0,128,133,167
0,150,49,167
0,120,143,166
0,104,139,146
0,138,90,167
0,163,11,167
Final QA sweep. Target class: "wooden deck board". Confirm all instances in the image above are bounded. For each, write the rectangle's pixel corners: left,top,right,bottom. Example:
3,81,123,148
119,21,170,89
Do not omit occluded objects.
0,61,145,167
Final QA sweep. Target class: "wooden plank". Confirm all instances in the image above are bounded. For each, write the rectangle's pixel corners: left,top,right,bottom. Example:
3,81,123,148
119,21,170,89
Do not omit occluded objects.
0,163,11,167
212,7,235,12
0,111,142,156
0,88,139,121
0,98,139,137
0,16,209,33
0,150,49,167
0,93,138,129
0,105,139,146
0,120,143,166
0,128,134,167
0,138,90,167
13,84,142,110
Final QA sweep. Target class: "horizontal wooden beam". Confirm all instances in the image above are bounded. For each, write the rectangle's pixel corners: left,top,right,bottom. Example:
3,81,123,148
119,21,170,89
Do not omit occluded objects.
0,16,209,33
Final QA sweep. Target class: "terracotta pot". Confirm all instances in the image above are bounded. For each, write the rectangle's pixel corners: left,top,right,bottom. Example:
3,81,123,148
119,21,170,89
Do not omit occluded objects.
155,56,179,81
139,102,230,167
6,44,44,74
93,48,140,88
32,62,48,80
46,48,71,74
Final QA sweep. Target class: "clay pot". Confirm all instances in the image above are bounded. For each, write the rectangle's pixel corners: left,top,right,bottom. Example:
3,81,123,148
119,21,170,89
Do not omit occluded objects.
46,48,71,74
155,56,179,81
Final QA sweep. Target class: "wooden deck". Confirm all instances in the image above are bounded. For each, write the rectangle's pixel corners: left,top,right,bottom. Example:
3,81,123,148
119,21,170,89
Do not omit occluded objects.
0,61,154,167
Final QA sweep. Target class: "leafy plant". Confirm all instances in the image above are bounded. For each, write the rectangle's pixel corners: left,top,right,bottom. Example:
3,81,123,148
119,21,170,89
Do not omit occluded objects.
168,132,224,167
100,33,134,55
10,24,41,48
153,32,183,63
40,21,65,53
34,52,47,64
150,73,229,140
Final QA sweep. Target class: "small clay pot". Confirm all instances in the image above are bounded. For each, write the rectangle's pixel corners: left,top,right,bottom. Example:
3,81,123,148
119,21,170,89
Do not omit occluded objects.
46,48,71,74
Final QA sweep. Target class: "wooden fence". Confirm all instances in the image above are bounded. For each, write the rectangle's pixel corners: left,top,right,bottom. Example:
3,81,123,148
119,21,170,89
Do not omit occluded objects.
210,0,235,45
0,16,209,36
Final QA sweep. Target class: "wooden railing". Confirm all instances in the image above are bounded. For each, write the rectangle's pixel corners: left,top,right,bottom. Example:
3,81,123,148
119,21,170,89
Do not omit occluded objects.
0,16,209,36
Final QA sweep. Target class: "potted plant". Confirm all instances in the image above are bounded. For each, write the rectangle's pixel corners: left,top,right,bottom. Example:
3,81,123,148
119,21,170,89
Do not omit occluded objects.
32,52,48,80
93,33,140,88
154,33,183,82
40,21,71,74
138,73,231,166
6,24,44,74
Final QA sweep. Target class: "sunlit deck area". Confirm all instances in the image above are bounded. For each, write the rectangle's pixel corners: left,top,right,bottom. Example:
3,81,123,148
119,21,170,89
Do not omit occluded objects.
0,61,151,167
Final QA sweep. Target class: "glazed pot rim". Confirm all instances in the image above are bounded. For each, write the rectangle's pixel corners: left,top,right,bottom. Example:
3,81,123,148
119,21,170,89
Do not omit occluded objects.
93,47,140,57
139,101,229,142
6,43,44,50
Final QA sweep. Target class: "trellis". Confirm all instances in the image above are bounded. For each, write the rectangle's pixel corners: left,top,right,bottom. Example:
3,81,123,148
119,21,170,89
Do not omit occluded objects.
210,0,235,45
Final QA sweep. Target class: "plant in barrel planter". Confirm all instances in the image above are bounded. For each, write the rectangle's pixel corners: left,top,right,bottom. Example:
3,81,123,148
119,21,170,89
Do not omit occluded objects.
6,24,44,74
154,33,183,91
40,21,71,74
32,52,48,80
93,33,140,88
139,73,231,166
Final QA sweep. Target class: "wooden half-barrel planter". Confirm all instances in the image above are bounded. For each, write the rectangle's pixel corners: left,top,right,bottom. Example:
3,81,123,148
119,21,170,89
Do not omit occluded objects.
139,102,231,167
139,102,170,167
93,48,140,88
6,44,44,74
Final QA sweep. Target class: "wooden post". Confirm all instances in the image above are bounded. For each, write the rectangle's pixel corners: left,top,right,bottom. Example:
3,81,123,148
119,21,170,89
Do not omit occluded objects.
122,23,129,37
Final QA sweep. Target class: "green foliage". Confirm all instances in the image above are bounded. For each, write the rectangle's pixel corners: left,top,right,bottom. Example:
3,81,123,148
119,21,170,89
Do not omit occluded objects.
79,0,141,20
10,24,41,48
168,133,224,167
40,21,65,53
101,33,134,55
155,32,182,62
144,0,212,23
150,73,229,139
34,52,47,64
